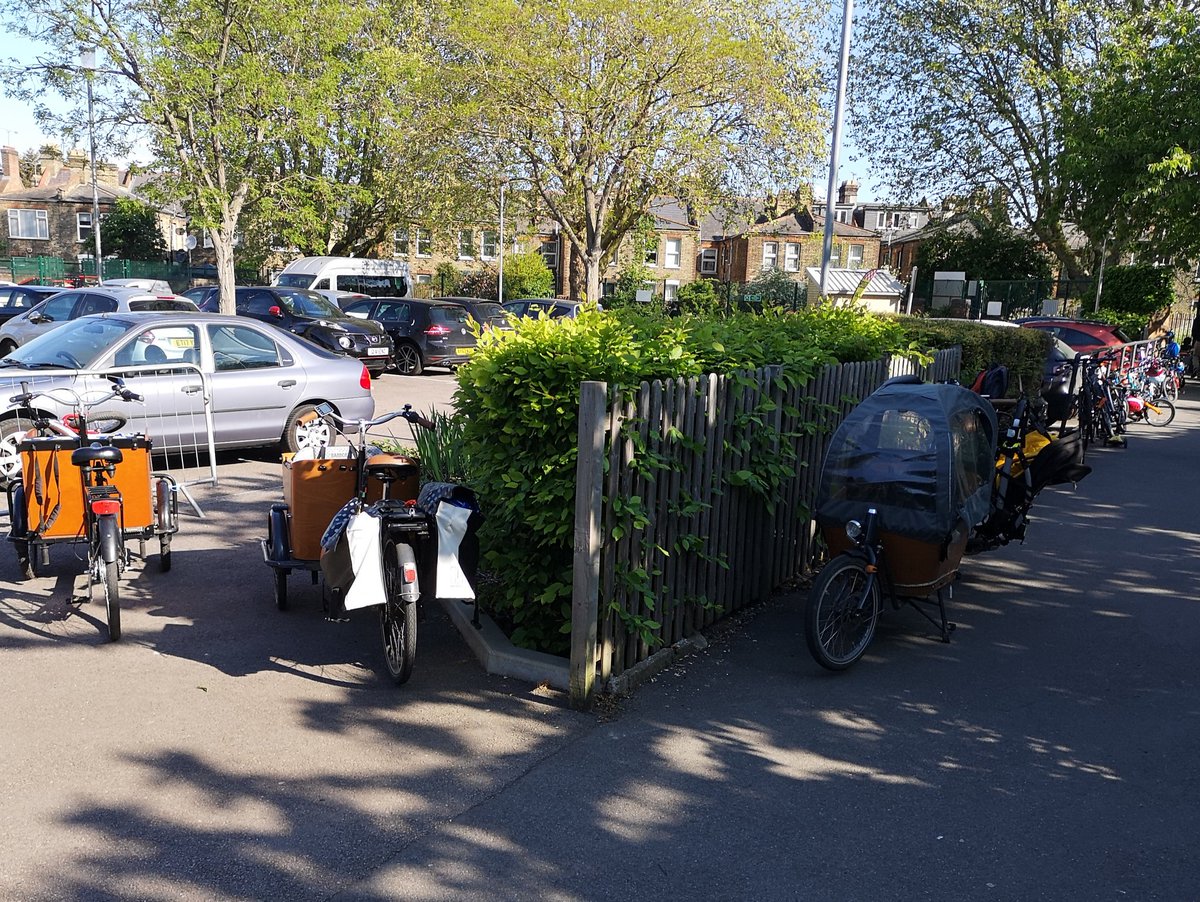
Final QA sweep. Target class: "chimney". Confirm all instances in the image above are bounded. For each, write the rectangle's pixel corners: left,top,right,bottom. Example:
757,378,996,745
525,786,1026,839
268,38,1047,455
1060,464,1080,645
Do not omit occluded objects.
838,180,859,207
0,146,22,195
37,151,64,186
98,162,119,187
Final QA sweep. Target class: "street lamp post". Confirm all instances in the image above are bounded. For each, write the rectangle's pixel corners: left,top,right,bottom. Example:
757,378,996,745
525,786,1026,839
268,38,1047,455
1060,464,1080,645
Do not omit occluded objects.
80,49,102,284
819,0,854,297
498,181,507,302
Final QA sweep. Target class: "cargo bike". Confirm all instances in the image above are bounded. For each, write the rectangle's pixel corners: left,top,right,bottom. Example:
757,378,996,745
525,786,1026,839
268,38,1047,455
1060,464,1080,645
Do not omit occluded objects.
5,379,179,641
806,375,1090,671
262,403,479,685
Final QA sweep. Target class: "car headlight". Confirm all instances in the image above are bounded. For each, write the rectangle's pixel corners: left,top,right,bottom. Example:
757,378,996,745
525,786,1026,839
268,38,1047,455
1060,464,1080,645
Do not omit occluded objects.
337,335,353,350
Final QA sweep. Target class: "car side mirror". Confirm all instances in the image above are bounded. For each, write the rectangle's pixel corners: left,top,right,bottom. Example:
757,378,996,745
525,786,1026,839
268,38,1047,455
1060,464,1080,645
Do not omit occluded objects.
268,306,283,317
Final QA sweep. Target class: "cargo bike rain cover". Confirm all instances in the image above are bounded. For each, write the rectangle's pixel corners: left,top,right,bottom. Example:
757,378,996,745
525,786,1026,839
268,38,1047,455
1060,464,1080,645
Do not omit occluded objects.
816,379,999,544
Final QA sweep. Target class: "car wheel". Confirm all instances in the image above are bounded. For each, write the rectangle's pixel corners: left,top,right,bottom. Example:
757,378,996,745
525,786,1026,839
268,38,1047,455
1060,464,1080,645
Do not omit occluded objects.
394,343,424,376
282,403,336,455
0,413,34,484
0,340,17,357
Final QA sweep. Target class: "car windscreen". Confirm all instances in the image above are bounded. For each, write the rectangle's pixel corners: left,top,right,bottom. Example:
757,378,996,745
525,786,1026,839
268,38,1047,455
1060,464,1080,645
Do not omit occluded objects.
275,289,346,319
275,273,314,288
472,303,508,323
129,298,196,311
0,316,134,369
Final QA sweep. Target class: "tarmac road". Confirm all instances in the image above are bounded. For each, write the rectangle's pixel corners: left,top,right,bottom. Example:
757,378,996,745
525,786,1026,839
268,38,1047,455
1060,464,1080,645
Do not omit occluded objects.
1,374,1198,900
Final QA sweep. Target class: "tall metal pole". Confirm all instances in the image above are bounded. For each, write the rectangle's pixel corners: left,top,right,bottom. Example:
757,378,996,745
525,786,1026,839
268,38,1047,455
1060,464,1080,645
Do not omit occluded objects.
81,49,102,284
498,181,507,302
1093,234,1109,313
820,0,854,298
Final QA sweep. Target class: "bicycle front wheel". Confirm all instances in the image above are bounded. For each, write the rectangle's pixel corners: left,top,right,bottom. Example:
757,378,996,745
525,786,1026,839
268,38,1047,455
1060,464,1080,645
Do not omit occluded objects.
805,554,880,671
1146,397,1176,427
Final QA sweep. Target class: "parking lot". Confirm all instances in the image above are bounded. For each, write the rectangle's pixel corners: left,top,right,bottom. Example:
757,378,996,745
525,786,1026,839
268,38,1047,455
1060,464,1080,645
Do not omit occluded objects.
3,374,1200,900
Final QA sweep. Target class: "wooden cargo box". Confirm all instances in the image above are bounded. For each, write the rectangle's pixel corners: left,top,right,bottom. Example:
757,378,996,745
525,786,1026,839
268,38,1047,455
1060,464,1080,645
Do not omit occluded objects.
21,435,154,539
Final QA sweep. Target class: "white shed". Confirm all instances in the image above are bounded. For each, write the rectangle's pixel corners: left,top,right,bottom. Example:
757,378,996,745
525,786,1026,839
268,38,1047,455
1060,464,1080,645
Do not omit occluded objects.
805,267,906,314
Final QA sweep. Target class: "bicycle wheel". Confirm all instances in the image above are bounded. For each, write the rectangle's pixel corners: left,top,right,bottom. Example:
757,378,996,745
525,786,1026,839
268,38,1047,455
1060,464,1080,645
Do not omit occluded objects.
102,559,121,641
1145,397,1176,427
379,541,417,685
804,554,880,671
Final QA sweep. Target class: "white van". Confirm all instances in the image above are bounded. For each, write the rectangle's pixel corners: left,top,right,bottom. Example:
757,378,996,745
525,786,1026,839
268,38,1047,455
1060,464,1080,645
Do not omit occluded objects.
272,256,412,298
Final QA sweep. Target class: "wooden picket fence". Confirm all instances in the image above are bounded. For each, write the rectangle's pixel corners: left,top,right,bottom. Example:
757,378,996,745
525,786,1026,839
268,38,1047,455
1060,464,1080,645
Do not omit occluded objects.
569,348,961,705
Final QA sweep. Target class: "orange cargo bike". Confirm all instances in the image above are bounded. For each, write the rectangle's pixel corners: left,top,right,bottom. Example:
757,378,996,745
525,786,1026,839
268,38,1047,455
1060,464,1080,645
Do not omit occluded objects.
5,380,178,641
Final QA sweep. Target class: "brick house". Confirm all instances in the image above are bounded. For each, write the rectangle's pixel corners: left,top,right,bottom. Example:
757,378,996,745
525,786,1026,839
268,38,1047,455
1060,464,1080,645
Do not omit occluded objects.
0,145,187,273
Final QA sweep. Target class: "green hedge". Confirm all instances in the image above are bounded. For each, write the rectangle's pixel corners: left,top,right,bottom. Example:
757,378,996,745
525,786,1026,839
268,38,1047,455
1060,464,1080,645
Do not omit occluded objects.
895,318,1053,395
453,305,926,653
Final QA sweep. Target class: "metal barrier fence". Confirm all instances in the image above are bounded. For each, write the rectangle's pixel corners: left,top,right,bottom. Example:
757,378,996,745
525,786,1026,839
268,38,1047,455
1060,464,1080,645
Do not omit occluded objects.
0,365,218,516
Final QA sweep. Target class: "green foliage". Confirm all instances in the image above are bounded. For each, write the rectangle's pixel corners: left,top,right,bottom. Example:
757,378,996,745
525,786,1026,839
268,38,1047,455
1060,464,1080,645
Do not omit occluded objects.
434,262,463,296
99,198,169,261
744,268,805,308
605,263,657,309
500,251,554,301
675,279,723,316
455,304,921,653
914,219,1053,298
459,268,498,300
897,318,1051,396
413,410,472,484
1094,265,1174,318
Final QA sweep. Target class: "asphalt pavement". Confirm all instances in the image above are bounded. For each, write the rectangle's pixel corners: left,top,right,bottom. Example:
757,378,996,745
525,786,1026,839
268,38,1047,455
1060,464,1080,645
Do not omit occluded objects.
1,375,1198,900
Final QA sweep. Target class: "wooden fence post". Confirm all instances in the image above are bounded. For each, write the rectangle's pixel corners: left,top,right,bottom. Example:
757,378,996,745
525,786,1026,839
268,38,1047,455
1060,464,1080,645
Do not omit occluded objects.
570,380,607,709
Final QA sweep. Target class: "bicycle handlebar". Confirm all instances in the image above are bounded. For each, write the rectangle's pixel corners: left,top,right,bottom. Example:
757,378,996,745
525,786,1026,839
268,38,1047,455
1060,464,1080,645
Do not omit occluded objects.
299,403,434,432
9,378,143,409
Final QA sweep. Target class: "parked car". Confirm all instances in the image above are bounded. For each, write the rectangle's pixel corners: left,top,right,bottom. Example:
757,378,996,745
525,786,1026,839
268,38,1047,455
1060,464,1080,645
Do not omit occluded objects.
0,285,65,326
182,285,394,375
343,297,475,375
0,286,197,353
434,296,512,331
0,312,376,481
503,299,592,319
100,278,174,292
1015,317,1131,353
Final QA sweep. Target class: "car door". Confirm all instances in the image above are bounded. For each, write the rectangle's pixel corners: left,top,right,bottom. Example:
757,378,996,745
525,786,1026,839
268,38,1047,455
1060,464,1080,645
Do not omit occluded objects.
72,292,119,318
102,322,207,450
12,291,81,345
205,322,300,444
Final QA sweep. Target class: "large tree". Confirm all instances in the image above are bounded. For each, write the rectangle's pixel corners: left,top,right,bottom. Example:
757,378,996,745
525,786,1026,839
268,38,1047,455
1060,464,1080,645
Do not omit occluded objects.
1064,6,1200,265
850,0,1138,279
0,0,437,313
442,0,826,302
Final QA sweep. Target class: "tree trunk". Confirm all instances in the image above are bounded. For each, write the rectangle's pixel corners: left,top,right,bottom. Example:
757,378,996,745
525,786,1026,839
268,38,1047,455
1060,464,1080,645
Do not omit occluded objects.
212,231,238,315
568,245,586,301
585,252,603,305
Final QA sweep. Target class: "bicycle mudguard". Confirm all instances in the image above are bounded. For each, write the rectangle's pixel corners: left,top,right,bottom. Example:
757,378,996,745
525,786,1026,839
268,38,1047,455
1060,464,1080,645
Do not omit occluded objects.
98,515,121,565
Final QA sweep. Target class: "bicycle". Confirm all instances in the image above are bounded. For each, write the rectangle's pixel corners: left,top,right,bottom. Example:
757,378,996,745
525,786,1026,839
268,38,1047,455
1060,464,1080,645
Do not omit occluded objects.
6,379,178,641
263,402,476,685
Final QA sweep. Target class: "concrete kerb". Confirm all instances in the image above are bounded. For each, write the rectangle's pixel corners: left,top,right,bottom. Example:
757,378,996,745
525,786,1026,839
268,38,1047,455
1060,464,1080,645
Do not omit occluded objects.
439,596,710,697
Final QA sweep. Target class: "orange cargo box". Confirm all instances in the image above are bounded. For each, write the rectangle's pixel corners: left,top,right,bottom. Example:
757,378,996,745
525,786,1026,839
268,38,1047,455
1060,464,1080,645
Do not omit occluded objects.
20,435,154,539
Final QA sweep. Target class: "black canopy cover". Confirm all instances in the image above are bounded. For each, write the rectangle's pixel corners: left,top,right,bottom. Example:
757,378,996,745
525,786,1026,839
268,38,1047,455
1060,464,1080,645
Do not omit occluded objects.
816,378,999,543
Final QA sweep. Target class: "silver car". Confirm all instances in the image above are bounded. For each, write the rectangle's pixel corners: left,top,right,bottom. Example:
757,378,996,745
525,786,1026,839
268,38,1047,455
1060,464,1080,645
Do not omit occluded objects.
0,312,375,480
0,285,197,352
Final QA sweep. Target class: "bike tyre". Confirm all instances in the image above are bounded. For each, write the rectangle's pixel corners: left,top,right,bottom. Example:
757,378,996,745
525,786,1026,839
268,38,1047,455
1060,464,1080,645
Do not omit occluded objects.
380,541,417,685
804,554,880,671
1146,397,1176,427
159,537,172,572
273,568,289,611
103,559,121,641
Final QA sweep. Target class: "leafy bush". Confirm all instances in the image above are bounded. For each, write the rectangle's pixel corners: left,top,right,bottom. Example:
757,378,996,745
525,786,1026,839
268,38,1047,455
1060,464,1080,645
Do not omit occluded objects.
674,278,723,315
744,268,805,308
454,304,923,653
501,251,555,301
896,317,1051,395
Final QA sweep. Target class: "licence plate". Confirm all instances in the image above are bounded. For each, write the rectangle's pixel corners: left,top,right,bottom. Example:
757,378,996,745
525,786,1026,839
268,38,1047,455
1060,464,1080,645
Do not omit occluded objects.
367,347,389,356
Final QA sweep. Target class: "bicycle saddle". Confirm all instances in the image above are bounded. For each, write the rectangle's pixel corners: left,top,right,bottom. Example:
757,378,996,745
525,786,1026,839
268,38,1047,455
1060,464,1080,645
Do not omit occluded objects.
71,443,124,467
365,454,418,480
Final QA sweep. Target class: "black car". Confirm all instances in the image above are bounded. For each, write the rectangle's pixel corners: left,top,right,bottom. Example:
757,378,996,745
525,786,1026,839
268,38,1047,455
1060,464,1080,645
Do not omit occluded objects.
503,298,590,320
343,297,475,375
0,284,65,324
433,296,512,332
184,285,394,374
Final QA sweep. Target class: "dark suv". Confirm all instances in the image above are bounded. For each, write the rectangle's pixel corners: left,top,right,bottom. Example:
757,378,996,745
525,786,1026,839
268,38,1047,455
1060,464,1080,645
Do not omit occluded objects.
433,296,512,332
343,297,475,375
184,285,394,374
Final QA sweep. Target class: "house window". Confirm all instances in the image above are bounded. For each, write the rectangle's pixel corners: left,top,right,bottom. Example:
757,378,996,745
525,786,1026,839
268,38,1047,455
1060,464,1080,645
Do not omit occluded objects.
7,208,49,240
875,211,887,229
762,241,778,270
849,244,864,269
393,229,409,256
203,231,213,249
77,212,94,243
644,241,658,266
457,229,475,259
416,229,432,257
830,244,842,267
541,239,558,271
664,238,681,269
415,273,432,284
480,230,498,260
700,248,717,274
664,280,680,304
784,243,800,273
